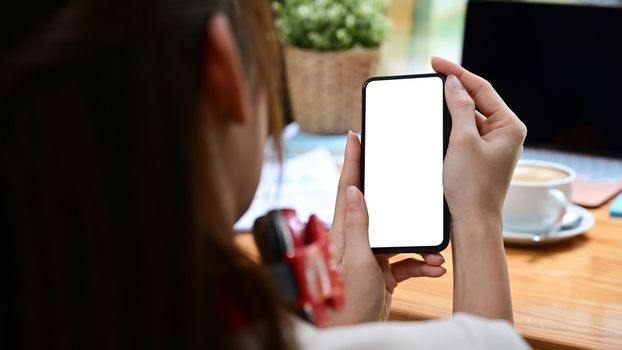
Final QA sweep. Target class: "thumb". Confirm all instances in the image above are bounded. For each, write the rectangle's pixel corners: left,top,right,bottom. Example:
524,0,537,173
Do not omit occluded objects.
343,186,371,252
445,74,478,138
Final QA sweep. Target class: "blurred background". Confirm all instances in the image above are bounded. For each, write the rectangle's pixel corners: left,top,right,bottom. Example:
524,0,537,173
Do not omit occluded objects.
381,0,622,73
381,0,467,74
241,0,622,231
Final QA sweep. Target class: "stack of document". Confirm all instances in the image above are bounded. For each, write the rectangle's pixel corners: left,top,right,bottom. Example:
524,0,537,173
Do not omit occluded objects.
264,123,348,164
234,147,340,231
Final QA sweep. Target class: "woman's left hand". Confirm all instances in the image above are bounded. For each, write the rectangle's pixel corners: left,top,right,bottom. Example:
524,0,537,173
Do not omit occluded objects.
328,132,446,326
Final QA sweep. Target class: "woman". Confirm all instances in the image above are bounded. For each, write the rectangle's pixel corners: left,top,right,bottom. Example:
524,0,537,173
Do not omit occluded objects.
1,0,528,349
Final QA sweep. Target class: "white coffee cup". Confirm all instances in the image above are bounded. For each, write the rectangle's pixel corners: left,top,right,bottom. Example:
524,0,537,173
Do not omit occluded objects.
503,160,575,233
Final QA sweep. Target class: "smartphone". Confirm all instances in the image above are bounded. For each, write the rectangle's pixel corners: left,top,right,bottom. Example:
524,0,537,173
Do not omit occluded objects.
361,74,449,253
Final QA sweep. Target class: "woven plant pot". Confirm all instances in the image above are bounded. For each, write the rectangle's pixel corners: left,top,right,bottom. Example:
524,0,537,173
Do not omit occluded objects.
284,46,380,134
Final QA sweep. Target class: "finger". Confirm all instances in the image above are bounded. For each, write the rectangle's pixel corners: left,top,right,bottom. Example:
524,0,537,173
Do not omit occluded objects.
330,132,361,261
445,74,478,137
391,258,447,282
376,255,398,293
376,253,397,260
419,253,445,266
475,110,487,132
432,56,510,117
342,185,370,252
332,131,361,231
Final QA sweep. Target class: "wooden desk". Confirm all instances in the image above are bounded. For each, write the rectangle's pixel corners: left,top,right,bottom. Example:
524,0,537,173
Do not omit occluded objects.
236,202,622,349
388,202,622,350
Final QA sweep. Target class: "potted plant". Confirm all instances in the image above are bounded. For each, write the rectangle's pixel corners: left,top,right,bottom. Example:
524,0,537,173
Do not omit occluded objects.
274,0,391,133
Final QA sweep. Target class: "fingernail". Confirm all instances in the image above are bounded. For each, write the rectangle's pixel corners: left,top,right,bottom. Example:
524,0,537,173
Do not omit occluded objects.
342,132,351,161
433,254,445,264
348,130,358,142
447,74,465,92
347,186,361,209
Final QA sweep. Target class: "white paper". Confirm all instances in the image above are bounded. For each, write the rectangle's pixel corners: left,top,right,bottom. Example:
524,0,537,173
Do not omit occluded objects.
234,147,339,231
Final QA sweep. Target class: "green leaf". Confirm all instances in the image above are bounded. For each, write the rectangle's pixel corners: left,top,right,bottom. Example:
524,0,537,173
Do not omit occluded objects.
273,0,392,51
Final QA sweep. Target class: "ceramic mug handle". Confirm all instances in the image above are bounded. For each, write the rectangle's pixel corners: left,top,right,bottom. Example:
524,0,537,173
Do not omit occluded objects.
546,189,568,233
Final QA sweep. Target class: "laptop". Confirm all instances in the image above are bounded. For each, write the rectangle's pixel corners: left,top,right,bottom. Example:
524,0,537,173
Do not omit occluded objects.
462,0,622,207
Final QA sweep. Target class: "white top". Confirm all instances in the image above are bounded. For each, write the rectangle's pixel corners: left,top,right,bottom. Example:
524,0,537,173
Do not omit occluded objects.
295,313,530,349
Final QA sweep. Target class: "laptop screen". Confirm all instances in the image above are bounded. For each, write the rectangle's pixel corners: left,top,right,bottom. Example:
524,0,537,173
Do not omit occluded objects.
462,0,622,158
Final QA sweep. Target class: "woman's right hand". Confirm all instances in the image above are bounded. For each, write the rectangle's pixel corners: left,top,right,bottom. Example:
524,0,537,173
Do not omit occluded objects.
432,57,526,323
432,57,527,228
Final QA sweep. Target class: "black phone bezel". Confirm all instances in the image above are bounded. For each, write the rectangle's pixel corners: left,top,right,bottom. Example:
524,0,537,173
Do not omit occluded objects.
361,73,450,253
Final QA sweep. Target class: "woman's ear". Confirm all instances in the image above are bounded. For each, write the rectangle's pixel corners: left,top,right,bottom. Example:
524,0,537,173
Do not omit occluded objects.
203,14,249,124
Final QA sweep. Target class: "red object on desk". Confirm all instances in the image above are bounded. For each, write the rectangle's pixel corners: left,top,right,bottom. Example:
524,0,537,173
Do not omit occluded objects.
254,209,344,327
282,210,344,326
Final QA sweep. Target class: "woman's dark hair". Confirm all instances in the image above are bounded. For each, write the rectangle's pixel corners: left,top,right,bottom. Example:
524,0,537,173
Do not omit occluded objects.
0,0,290,349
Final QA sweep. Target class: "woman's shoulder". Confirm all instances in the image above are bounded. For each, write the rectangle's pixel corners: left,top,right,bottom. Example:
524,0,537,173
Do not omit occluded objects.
295,313,530,350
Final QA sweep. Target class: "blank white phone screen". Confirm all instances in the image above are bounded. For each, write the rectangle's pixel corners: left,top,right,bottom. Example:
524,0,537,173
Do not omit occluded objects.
363,76,444,248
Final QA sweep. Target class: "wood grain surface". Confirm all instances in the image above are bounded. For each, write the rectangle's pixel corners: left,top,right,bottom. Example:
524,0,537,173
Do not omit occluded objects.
235,201,622,349
388,201,622,350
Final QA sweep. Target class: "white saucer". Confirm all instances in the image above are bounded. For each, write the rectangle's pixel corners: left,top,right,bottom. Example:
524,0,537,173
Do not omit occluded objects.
503,204,595,246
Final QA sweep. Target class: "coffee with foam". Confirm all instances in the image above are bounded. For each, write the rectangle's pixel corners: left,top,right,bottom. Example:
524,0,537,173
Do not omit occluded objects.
512,165,570,183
